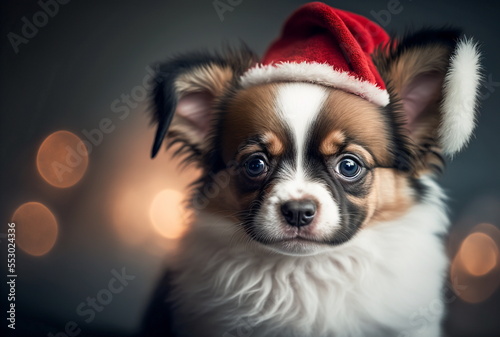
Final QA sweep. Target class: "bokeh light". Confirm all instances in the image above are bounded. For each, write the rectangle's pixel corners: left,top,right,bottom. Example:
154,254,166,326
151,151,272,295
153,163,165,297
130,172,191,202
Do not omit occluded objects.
460,232,498,276
112,187,153,246
149,189,189,239
451,223,500,304
12,202,58,256
37,130,89,188
474,222,500,243
107,115,199,253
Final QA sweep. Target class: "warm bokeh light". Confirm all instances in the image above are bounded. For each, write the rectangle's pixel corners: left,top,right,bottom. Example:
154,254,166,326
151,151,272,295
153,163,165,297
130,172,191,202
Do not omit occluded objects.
108,114,199,253
460,232,499,276
450,254,499,304
474,222,500,243
149,189,188,239
451,223,500,304
112,187,153,246
12,202,58,256
37,130,89,188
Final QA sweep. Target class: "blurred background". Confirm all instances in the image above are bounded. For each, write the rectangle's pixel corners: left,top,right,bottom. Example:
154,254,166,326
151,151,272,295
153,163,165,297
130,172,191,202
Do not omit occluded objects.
1,0,499,336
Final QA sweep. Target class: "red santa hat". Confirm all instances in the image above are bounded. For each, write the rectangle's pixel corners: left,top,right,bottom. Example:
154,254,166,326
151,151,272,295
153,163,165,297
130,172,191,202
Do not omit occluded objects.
240,2,391,106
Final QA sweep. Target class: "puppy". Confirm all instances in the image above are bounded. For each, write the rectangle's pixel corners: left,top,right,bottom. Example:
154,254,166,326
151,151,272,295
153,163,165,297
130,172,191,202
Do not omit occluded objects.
145,3,481,336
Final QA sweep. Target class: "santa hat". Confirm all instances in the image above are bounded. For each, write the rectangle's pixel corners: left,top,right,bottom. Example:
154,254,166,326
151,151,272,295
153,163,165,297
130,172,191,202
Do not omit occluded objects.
240,2,391,106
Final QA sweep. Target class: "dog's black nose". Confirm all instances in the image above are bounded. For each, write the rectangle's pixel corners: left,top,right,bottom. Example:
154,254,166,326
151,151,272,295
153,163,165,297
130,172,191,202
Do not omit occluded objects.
280,200,317,227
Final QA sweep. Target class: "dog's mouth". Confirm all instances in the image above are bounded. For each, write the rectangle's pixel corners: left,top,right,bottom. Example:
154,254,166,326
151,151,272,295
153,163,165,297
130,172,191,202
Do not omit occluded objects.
248,230,333,256
247,225,327,245
241,223,353,256
278,235,326,244
242,218,338,255
262,235,333,256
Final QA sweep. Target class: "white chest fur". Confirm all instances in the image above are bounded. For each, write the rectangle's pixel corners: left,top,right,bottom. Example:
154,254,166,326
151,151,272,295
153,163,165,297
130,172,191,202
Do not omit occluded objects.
168,179,449,337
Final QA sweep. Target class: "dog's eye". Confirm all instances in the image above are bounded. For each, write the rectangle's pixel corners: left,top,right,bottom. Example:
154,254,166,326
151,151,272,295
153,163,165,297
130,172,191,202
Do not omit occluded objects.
244,156,268,178
336,156,362,180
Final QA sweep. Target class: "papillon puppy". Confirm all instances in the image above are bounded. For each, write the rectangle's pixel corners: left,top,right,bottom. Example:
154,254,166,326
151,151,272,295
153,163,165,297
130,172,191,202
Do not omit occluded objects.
143,2,481,336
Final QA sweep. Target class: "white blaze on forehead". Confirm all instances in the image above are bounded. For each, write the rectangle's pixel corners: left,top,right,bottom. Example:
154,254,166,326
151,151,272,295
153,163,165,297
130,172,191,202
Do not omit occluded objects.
254,83,340,253
275,83,328,178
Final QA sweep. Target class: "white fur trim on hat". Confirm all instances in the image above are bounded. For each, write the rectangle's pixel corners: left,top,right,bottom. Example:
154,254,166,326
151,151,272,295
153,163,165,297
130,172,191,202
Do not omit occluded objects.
439,38,482,155
240,62,390,107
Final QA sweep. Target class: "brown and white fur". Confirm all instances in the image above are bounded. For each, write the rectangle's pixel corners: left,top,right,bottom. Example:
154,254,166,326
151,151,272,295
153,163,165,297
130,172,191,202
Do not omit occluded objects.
145,29,481,337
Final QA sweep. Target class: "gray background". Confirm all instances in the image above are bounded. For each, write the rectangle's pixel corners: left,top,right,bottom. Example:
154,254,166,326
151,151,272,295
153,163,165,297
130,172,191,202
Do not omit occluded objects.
1,0,500,336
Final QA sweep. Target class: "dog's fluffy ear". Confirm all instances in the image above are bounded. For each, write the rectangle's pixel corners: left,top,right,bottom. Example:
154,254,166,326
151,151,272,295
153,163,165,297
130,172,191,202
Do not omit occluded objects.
150,47,256,160
375,29,482,158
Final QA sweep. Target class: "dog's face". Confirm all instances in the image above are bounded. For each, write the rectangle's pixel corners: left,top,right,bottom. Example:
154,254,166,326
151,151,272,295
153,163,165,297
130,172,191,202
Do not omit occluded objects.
218,83,413,255
150,31,480,256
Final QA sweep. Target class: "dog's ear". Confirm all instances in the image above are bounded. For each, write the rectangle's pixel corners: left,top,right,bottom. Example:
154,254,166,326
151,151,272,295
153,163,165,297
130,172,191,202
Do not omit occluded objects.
375,29,482,164
150,47,256,160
